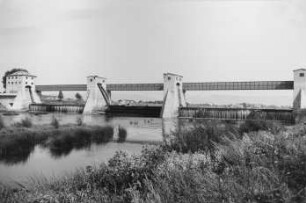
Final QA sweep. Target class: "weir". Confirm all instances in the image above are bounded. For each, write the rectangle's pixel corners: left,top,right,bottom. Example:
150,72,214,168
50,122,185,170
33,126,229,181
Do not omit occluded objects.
179,107,294,124
29,104,84,113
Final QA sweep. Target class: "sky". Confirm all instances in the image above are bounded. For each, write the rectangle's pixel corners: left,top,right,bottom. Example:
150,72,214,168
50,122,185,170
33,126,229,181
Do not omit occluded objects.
0,0,305,105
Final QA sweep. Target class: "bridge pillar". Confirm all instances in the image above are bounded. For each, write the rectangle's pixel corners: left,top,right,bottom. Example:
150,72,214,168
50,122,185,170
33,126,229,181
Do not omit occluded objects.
161,73,186,118
83,75,111,114
12,77,41,111
293,69,306,109
293,69,306,123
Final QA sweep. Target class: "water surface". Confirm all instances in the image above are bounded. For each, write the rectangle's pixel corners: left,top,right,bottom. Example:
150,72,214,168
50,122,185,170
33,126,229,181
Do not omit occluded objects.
0,113,179,185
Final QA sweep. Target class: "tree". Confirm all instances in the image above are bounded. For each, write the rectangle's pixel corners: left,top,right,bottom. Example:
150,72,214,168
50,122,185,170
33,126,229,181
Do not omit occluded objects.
58,90,64,101
2,68,28,89
75,93,83,101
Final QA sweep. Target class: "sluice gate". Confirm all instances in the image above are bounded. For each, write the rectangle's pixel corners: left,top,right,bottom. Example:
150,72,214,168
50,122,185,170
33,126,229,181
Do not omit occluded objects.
106,105,162,117
29,104,84,113
179,107,294,124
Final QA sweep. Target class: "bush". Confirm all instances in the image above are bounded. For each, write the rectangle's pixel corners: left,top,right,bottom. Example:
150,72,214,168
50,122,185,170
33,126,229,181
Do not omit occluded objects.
76,117,83,126
168,121,238,157
0,116,5,129
117,127,127,143
14,117,32,128
239,119,284,135
51,116,59,129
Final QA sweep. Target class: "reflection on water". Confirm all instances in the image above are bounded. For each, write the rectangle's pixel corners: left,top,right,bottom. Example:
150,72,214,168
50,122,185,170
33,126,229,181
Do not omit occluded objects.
0,113,179,184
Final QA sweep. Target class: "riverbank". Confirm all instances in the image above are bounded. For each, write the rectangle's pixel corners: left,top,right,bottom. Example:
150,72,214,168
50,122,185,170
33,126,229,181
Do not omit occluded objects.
1,120,305,202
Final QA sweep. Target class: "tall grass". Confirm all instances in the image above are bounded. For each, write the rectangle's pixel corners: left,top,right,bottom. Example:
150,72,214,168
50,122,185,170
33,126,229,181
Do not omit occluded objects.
1,120,306,202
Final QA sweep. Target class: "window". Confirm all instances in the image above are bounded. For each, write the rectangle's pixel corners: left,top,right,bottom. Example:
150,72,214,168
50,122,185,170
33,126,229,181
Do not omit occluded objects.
300,73,304,77
168,77,171,80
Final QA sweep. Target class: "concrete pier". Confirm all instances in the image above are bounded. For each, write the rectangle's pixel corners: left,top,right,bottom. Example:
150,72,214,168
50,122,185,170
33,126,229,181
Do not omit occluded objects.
83,75,111,114
161,73,186,118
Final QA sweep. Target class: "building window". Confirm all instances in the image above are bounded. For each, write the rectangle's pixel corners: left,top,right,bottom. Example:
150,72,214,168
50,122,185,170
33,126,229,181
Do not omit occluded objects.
168,77,171,80
300,73,304,77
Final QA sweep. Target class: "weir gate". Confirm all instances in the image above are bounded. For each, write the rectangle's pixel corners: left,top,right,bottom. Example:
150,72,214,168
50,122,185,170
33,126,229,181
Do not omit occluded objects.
24,69,305,123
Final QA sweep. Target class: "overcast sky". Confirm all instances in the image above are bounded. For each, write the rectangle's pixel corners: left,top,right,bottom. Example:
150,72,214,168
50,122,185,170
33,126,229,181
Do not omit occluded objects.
0,0,305,105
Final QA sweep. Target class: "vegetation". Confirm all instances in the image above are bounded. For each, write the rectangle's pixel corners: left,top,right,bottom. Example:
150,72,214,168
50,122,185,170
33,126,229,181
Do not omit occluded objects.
75,93,83,101
0,116,4,129
0,124,114,164
13,117,33,128
1,120,306,202
51,116,59,129
2,68,28,89
76,117,83,126
117,127,127,143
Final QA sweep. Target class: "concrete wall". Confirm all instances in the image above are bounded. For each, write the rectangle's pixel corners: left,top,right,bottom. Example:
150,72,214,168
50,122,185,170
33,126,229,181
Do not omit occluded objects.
161,73,186,118
0,95,15,110
293,69,306,109
12,86,41,110
83,75,110,114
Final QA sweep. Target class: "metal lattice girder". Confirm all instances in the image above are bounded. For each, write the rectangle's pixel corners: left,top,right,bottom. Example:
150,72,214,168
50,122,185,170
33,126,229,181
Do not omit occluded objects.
36,81,294,92
36,84,87,92
182,81,294,91
107,83,163,91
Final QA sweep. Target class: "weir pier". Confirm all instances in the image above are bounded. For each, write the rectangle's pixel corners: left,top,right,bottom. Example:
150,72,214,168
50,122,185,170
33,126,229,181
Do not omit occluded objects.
2,69,306,123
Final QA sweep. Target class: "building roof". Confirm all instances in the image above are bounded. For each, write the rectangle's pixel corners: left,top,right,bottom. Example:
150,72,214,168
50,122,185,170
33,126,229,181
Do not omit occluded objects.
8,71,36,78
293,68,306,72
164,72,183,78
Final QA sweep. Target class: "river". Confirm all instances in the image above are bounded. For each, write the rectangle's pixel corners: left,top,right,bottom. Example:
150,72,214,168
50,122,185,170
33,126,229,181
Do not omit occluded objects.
0,113,180,185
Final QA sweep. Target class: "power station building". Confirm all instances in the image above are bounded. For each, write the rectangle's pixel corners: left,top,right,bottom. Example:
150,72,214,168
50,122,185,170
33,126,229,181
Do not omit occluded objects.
6,71,37,94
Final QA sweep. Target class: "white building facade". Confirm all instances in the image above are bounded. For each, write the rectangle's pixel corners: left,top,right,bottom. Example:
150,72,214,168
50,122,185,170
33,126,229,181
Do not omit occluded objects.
6,71,36,94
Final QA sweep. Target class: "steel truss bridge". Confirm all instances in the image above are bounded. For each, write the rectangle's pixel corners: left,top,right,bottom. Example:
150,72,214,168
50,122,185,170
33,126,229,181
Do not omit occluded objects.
36,81,294,92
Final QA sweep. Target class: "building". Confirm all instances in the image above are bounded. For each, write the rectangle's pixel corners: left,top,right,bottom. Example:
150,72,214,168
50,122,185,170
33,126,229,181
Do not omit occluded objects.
6,71,37,93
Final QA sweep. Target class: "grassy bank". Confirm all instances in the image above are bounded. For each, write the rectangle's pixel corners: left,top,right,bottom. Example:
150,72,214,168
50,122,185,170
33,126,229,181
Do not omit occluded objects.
1,119,306,202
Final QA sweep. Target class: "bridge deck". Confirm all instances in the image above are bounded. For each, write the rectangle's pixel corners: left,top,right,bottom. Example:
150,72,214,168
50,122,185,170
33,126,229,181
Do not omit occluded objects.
36,81,294,92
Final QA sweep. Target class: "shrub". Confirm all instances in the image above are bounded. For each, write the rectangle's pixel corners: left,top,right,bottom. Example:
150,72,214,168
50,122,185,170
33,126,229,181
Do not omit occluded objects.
239,119,284,135
76,117,83,126
14,117,32,128
168,121,238,157
51,116,59,129
117,127,127,143
0,116,4,129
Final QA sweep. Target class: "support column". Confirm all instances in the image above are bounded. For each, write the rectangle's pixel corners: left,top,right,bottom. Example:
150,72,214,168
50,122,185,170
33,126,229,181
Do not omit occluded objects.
83,75,111,114
161,73,186,118
293,69,306,123
12,81,41,111
293,69,306,109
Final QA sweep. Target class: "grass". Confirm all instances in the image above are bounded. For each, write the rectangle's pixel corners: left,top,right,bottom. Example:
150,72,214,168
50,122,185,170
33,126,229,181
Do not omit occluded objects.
1,120,306,202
